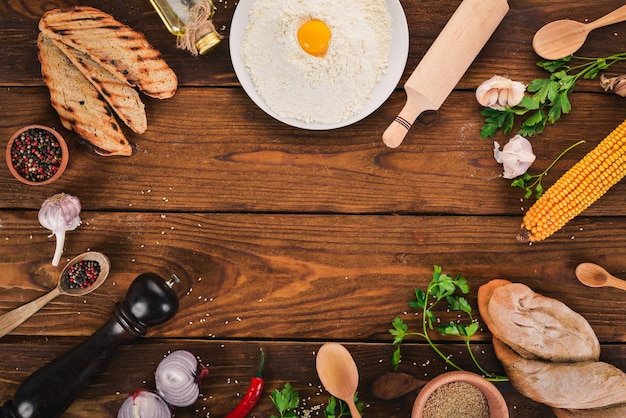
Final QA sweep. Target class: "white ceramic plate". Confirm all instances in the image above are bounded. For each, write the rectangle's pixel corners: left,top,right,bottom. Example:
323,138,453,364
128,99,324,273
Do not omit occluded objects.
229,0,409,130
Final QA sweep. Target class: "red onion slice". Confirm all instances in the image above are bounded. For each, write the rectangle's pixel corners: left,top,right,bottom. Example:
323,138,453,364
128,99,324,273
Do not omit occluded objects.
117,390,171,418
155,350,207,407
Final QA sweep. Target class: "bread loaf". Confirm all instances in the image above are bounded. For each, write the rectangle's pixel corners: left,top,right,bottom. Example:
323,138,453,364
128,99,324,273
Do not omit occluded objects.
38,33,133,156
479,280,626,414
487,282,600,362
52,38,147,134
39,6,177,99
494,338,626,410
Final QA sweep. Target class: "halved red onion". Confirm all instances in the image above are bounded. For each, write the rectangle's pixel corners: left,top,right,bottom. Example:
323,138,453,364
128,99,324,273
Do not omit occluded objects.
117,390,171,418
155,350,208,407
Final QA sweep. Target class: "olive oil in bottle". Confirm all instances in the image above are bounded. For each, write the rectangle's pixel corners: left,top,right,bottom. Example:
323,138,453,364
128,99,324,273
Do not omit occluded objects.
150,0,221,55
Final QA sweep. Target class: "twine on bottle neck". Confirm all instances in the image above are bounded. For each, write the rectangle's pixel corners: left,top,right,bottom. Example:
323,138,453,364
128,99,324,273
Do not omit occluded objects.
176,0,222,56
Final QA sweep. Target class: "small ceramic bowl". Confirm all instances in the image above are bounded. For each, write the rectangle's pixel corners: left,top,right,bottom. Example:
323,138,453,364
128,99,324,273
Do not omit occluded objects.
412,371,508,418
6,125,69,185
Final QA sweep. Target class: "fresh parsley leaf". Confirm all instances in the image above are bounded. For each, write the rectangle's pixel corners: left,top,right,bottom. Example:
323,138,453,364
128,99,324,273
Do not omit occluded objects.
446,295,472,316
270,383,300,418
325,396,337,417
390,317,408,345
392,345,402,371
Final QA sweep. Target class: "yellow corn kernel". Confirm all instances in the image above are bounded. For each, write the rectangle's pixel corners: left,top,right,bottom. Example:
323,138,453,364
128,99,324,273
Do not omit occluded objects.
517,120,626,242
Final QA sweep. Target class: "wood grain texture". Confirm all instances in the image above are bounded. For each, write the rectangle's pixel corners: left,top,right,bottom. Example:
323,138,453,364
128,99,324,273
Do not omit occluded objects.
1,0,626,416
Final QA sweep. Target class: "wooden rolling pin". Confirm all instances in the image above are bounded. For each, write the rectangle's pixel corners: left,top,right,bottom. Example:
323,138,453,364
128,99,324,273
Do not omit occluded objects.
382,0,509,148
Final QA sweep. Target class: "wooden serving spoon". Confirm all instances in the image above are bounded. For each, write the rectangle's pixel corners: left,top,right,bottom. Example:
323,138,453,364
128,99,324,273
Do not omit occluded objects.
575,262,626,291
0,251,110,338
533,5,626,60
316,342,361,418
371,372,428,400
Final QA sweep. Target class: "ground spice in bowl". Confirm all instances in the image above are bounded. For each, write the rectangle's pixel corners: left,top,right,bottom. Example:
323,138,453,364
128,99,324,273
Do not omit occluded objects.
62,259,101,289
422,381,489,418
6,125,68,185
412,371,508,418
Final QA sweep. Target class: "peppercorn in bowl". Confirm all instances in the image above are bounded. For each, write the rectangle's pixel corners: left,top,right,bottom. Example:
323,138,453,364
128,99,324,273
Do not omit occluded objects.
6,125,69,185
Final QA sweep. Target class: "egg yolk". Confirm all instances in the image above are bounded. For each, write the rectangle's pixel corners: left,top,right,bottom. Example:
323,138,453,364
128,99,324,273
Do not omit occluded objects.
297,19,331,57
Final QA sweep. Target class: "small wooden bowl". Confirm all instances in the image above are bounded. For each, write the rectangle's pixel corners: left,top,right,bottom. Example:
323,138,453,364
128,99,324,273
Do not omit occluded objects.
412,371,509,418
6,125,69,185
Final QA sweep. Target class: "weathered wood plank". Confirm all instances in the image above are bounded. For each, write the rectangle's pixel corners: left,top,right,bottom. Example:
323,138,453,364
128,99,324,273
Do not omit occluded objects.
0,212,624,343
1,88,626,214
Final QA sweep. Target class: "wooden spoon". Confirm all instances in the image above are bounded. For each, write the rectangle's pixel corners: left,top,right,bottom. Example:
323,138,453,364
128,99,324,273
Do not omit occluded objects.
0,251,110,338
575,262,626,291
371,372,428,400
316,342,361,418
533,5,626,60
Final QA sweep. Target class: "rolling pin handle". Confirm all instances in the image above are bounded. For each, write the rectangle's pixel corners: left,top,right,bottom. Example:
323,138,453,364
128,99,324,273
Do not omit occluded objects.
382,92,437,148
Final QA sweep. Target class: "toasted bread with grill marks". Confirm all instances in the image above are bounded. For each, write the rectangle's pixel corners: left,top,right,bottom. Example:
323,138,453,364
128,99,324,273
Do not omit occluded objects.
52,38,147,134
38,33,133,156
39,6,177,100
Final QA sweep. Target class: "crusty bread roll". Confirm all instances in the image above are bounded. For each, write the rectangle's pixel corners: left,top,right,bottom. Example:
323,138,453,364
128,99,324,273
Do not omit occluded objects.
39,6,177,99
494,338,626,410
52,38,147,134
477,278,511,332
487,282,600,362
38,33,133,156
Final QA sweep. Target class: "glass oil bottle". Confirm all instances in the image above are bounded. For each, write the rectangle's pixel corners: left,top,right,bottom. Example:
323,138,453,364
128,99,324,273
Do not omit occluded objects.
150,0,221,55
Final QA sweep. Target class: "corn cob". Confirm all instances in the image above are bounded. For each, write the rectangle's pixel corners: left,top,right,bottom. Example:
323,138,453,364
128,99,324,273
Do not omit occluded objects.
517,119,626,242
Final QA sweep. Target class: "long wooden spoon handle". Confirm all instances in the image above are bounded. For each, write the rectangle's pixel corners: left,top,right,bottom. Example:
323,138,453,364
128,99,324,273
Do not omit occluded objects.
347,399,362,418
587,5,626,31
0,287,62,338
606,275,626,291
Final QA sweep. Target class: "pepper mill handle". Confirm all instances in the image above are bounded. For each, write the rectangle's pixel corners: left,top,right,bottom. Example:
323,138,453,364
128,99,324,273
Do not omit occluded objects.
0,273,180,418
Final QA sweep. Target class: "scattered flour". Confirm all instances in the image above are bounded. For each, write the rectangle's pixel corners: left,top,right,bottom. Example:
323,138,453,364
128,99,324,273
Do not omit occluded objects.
241,0,392,124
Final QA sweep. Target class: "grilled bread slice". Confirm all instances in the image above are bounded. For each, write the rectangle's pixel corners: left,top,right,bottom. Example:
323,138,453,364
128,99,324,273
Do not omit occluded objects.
38,33,133,156
39,6,177,100
52,38,147,134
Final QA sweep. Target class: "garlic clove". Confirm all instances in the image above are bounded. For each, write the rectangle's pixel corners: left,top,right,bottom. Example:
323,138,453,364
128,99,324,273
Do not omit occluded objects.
494,135,536,179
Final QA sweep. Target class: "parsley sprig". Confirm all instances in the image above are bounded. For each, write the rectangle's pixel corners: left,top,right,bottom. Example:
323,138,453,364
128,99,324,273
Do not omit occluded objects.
512,139,586,198
481,53,626,138
389,266,507,382
270,383,364,417
324,393,364,418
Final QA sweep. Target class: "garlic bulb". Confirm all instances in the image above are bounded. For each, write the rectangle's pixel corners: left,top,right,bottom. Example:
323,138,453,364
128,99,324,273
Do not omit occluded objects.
38,193,81,266
476,75,526,110
494,135,536,179
117,390,171,418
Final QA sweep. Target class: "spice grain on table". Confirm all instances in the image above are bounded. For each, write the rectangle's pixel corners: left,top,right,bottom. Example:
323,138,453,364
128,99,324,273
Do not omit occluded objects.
1,0,626,417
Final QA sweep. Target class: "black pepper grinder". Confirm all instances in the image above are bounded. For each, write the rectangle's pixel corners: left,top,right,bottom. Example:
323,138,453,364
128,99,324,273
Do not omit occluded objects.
0,272,180,418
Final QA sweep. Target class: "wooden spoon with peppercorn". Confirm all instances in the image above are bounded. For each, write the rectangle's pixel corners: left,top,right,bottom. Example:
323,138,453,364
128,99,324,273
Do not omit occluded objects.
0,251,110,338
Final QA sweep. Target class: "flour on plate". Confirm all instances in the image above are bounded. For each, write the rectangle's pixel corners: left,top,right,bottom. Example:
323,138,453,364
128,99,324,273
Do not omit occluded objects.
241,0,392,125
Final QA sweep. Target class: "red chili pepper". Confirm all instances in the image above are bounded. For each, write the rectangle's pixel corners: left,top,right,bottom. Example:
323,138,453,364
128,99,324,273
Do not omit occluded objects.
225,349,265,418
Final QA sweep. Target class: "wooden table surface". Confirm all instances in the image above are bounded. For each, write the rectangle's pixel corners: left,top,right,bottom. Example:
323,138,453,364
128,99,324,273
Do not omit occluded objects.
1,0,626,416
